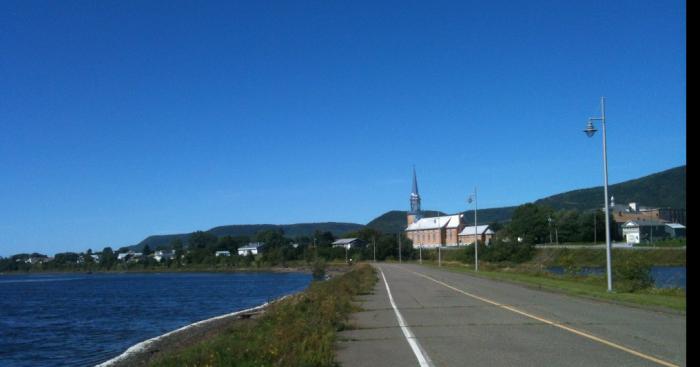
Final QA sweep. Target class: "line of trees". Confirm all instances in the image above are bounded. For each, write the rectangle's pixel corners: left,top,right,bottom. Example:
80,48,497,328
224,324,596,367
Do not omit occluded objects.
0,202,625,273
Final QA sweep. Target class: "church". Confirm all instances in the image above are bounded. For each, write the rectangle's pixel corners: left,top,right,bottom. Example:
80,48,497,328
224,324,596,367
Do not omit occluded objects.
404,168,494,248
404,167,466,248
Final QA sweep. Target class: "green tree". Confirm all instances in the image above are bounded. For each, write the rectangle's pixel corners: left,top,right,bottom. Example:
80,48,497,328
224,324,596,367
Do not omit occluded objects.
505,203,554,244
142,244,153,256
100,247,117,269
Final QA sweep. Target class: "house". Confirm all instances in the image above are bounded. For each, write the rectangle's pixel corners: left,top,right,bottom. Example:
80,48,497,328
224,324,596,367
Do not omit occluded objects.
237,242,265,256
25,255,50,265
331,238,366,249
154,250,176,262
127,252,144,263
622,220,669,244
215,250,231,257
458,225,495,246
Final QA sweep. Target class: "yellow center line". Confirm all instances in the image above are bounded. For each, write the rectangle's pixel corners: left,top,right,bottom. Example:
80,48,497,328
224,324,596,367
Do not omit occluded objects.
407,268,679,367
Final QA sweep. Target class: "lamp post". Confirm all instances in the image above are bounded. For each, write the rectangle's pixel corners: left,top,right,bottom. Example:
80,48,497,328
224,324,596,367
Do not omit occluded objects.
468,188,478,272
583,96,613,292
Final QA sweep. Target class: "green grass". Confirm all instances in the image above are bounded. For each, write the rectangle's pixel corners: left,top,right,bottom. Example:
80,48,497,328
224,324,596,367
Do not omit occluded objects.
425,261,685,312
150,264,377,367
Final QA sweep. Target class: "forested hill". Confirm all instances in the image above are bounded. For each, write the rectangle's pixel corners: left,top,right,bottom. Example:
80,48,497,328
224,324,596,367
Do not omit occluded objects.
130,222,364,251
365,210,447,234
534,165,685,211
128,165,684,250
366,165,685,234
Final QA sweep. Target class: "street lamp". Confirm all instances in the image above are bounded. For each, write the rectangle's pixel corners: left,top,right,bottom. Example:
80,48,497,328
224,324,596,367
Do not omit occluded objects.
468,188,478,272
583,96,613,292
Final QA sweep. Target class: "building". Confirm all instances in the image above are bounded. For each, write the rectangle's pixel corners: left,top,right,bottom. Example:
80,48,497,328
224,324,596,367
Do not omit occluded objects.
621,220,670,244
458,225,495,246
404,167,465,247
215,250,231,257
664,223,686,239
154,250,176,262
237,242,265,256
609,199,686,226
406,214,464,247
331,238,366,249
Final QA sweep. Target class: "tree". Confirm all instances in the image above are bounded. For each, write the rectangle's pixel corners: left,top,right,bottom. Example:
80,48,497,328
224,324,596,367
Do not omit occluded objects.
142,244,153,256
505,203,554,244
100,247,117,269
188,231,218,249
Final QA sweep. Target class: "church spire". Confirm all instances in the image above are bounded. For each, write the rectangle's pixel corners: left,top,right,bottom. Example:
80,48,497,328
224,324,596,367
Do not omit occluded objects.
407,166,422,225
411,165,419,197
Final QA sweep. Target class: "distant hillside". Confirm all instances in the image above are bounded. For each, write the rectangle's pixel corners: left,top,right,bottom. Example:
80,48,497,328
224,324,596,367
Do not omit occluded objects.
127,165,684,250
535,165,686,211
367,165,685,233
129,222,365,251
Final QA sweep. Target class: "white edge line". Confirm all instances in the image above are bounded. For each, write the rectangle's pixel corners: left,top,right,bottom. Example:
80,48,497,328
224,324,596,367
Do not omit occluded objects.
379,267,434,367
95,295,292,367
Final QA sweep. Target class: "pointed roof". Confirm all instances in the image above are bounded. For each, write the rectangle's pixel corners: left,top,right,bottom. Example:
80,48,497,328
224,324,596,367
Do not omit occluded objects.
411,165,419,195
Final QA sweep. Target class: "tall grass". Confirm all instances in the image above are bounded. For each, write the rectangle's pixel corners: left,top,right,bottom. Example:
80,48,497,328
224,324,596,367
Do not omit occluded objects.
151,264,376,367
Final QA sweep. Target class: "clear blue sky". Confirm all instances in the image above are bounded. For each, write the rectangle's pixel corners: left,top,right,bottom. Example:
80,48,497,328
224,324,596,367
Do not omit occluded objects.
1,1,685,256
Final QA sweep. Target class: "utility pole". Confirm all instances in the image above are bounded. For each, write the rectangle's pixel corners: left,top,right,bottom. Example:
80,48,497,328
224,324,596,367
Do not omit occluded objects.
373,236,376,263
468,187,478,272
398,233,402,263
594,211,597,245
419,243,422,264
438,245,441,267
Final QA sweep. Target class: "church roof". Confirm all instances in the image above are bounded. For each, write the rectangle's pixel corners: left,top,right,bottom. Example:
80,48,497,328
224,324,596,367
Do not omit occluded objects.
406,214,462,231
459,225,494,236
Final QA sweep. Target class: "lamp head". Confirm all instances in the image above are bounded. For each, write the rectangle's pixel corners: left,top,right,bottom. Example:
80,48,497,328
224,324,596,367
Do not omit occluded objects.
584,119,597,137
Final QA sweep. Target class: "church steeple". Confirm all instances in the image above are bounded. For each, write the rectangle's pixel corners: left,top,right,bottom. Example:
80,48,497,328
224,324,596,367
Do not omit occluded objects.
407,166,422,225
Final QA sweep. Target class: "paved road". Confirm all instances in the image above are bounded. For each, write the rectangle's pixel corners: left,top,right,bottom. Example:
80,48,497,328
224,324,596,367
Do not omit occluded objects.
336,263,685,367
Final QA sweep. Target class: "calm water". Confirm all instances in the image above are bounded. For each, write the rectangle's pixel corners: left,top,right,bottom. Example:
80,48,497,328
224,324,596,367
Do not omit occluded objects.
547,266,686,289
0,272,311,367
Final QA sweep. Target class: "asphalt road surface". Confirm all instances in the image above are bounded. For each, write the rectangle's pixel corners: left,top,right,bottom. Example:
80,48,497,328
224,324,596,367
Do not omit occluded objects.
336,263,685,367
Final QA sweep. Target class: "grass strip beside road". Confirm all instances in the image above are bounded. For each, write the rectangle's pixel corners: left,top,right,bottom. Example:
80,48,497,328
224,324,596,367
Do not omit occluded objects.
150,264,377,367
425,263,685,313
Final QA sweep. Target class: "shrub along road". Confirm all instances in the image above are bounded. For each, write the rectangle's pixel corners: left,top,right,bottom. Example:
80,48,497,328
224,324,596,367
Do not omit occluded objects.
336,263,685,367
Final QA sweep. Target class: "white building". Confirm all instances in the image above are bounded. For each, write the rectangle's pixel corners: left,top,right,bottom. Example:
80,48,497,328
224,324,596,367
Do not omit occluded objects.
237,242,265,256
154,250,176,262
331,238,366,249
215,250,231,257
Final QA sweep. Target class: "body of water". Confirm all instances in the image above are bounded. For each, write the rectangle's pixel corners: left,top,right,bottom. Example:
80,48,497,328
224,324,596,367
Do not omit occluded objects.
547,266,686,289
0,271,311,367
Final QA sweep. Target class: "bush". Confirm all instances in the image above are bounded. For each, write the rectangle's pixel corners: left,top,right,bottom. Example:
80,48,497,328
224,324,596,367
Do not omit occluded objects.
481,241,535,264
312,258,327,280
613,257,653,292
